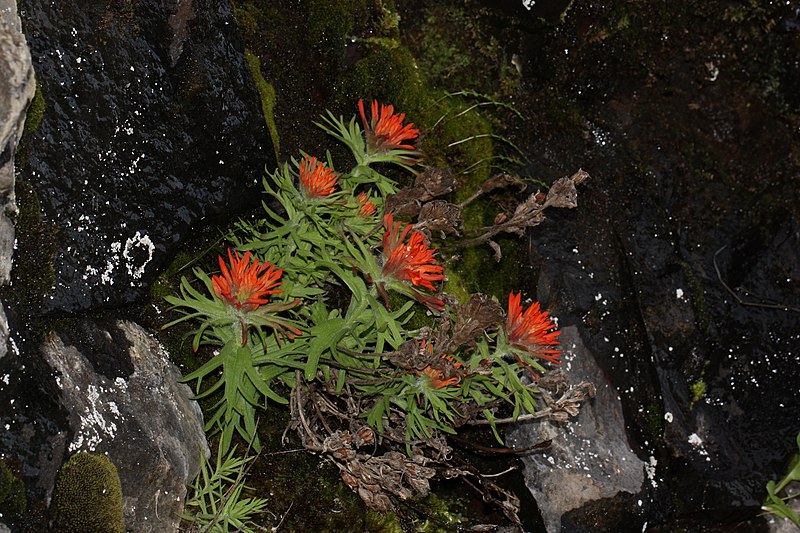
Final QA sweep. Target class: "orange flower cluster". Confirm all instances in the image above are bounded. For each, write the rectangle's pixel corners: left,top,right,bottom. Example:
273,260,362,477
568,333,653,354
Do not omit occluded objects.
356,192,377,217
212,249,284,312
381,214,445,291
505,292,561,364
420,366,459,389
358,99,419,155
417,341,462,389
300,154,338,198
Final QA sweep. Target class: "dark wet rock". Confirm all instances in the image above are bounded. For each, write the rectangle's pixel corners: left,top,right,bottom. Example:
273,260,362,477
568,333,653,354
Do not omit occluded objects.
15,0,273,312
0,0,35,285
0,318,207,532
508,325,645,533
400,1,799,530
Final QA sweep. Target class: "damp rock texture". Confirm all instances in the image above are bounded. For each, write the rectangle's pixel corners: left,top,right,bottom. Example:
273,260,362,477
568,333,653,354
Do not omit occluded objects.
40,318,208,532
16,0,273,311
508,326,645,533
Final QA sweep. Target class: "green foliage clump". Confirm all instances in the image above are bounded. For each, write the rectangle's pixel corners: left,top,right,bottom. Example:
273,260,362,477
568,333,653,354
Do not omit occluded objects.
52,453,124,533
181,448,269,533
689,379,707,407
0,460,26,519
763,433,800,527
336,43,426,115
306,0,369,58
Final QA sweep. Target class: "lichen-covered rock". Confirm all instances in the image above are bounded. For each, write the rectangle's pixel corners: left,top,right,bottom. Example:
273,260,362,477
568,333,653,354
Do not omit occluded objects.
0,317,206,532
52,452,124,533
0,0,35,285
16,0,273,311
41,319,208,532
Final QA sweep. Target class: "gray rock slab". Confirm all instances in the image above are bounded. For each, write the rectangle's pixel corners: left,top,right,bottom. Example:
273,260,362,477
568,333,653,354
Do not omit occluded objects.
0,0,35,285
508,325,645,533
42,319,208,532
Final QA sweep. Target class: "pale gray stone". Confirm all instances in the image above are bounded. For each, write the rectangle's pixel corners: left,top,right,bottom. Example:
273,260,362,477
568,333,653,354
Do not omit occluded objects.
42,319,208,533
0,0,35,285
508,325,645,533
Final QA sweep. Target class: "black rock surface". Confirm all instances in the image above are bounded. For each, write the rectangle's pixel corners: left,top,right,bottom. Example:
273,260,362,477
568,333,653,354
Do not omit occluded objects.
16,0,272,311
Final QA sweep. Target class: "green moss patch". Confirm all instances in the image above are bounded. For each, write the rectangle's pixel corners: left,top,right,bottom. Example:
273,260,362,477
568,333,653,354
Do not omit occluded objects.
52,453,124,533
245,49,280,161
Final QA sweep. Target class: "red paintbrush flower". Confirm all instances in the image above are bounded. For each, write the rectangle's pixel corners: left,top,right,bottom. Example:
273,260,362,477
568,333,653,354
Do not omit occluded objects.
356,192,377,217
381,214,445,291
358,99,419,155
212,249,284,313
420,366,460,389
300,154,338,198
505,292,561,364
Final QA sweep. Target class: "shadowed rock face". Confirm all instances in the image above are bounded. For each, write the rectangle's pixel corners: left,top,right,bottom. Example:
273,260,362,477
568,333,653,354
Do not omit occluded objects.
16,0,273,311
401,1,799,529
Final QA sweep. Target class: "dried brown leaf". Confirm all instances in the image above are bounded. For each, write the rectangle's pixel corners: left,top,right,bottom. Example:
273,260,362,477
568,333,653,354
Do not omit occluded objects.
488,240,502,262
384,187,425,217
481,173,527,194
544,169,590,209
418,200,463,234
415,167,456,199
450,293,504,349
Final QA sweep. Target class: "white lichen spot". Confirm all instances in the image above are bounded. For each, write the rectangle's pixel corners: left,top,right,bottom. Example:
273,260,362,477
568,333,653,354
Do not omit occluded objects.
123,231,155,280
114,377,128,392
68,384,119,452
676,288,684,299
645,456,658,488
664,412,673,423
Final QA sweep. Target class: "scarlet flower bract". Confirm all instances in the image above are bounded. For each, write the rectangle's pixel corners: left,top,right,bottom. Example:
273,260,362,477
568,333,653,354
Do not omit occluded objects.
358,99,419,155
356,192,377,217
300,154,338,198
420,366,460,389
505,292,561,363
212,249,284,313
381,214,445,291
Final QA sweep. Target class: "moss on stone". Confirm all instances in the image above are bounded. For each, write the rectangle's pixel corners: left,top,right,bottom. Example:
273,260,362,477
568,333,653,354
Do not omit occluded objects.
690,379,707,408
52,452,124,533
0,180,57,312
244,49,280,161
22,79,45,136
335,42,427,115
679,260,709,335
306,0,369,61
0,460,26,519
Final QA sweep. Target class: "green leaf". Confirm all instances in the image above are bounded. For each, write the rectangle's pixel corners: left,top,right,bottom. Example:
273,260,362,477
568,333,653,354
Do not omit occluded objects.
304,317,347,381
482,409,504,444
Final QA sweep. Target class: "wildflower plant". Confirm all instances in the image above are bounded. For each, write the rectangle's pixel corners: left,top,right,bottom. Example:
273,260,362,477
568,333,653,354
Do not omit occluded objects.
164,99,591,519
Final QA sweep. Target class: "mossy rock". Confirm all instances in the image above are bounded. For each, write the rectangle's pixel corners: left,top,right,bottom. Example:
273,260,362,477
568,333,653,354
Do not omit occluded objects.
52,452,124,533
0,460,26,519
306,0,370,59
23,79,45,137
335,43,426,114
244,49,280,161
0,180,58,313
